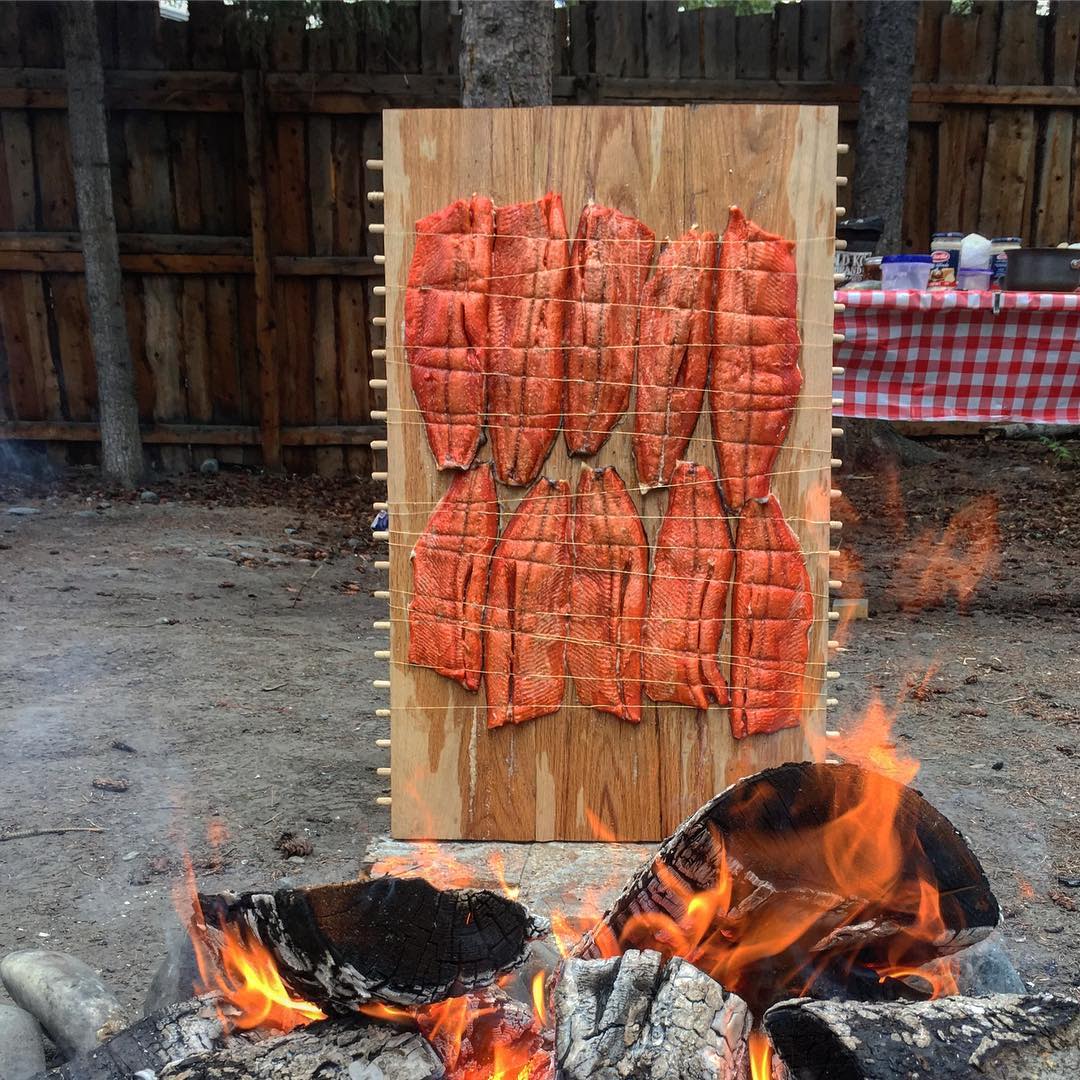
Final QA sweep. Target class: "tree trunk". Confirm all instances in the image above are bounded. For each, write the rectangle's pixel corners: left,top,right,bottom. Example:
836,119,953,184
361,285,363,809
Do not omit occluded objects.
851,1,919,254
60,1,143,489
460,1,553,107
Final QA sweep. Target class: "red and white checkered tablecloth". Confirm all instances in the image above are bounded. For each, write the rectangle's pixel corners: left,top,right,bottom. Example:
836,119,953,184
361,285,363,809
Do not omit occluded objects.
833,289,1080,423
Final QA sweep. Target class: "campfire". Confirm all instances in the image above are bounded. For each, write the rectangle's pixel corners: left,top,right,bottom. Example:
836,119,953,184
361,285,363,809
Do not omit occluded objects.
37,728,1080,1080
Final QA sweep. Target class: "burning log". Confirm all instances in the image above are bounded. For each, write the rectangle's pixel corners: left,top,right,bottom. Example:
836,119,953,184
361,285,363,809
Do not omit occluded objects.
554,949,752,1080
197,876,547,1012
159,1019,444,1080
573,763,999,1015
764,993,1080,1080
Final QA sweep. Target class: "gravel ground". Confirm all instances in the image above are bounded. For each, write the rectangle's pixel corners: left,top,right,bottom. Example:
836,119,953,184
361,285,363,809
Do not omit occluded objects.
0,435,1077,1019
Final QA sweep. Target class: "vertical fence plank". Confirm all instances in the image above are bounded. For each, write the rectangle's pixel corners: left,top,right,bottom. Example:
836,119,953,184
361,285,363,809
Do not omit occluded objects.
1051,1,1080,85
995,1,1042,84
420,1,457,76
938,10,979,81
913,1,948,83
1033,111,1074,245
242,69,280,471
979,108,1037,238
799,0,830,82
644,1,681,79
569,2,591,77
901,125,935,251
700,4,736,81
677,9,700,79
828,1,860,84
595,1,645,77
774,2,800,82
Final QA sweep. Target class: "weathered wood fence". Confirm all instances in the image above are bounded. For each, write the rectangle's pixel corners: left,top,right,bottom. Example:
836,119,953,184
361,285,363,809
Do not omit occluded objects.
0,0,1077,474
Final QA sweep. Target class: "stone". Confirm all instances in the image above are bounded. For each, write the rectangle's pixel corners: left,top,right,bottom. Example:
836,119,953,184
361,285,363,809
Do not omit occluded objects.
139,490,160,504
143,926,202,1016
5,507,38,516
199,458,219,476
0,1003,46,1080
0,950,126,1059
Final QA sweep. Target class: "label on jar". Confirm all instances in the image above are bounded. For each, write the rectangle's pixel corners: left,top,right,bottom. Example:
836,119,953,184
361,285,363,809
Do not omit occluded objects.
927,248,956,288
991,251,1010,289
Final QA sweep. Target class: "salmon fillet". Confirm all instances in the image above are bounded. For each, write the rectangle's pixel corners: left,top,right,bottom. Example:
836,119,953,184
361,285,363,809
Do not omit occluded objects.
729,495,814,739
568,466,649,723
632,229,718,491
488,193,570,486
642,461,733,710
483,477,571,728
564,203,655,457
710,206,802,511
407,464,500,691
405,196,494,470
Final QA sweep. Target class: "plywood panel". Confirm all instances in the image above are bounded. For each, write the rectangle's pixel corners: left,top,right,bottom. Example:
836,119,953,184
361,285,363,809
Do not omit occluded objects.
382,105,836,841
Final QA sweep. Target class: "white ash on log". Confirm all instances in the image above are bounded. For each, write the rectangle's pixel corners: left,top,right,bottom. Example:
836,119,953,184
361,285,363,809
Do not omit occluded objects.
159,1020,444,1080
33,996,224,1079
764,993,1080,1080
574,763,999,1014
197,876,548,1011
554,949,752,1080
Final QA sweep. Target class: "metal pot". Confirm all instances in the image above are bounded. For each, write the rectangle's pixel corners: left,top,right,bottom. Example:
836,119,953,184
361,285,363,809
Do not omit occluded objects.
1004,247,1080,292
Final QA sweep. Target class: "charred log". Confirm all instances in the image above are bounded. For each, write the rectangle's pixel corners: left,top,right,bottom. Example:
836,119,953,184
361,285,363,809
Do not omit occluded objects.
35,996,223,1080
160,1020,444,1080
573,764,998,1016
765,993,1080,1080
198,876,547,1011
554,950,751,1080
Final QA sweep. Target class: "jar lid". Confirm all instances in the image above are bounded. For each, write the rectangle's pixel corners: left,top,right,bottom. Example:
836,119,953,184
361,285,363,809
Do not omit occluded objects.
882,254,933,263
932,232,964,238
990,237,1022,243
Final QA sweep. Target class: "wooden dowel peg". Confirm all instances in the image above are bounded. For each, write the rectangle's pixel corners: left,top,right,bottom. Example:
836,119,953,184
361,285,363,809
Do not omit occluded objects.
366,158,384,170
832,397,844,407
833,333,845,344
375,708,391,717
370,378,388,389
829,580,842,589
376,767,391,777
372,529,389,541
826,670,840,680
830,458,843,467
835,176,848,187
374,649,390,659
370,410,387,421
835,239,847,251
831,427,844,437
373,620,390,630
825,729,841,738
825,757,841,764
373,285,386,296
835,206,846,218
837,143,850,154
374,254,386,265
829,520,843,530
368,223,385,235
373,501,388,511
375,737,391,747
834,273,846,284
376,796,392,806
372,471,388,481
367,191,385,203
832,366,845,375
374,590,390,600
830,489,842,499
828,639,840,648
373,678,391,689
372,348,387,360
374,560,390,570
372,316,386,327
829,611,840,621
834,302,845,312
829,549,841,559
826,697,839,707
371,439,388,451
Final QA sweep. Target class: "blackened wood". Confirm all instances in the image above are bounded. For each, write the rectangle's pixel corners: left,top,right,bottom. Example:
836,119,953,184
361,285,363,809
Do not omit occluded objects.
160,1020,444,1080
573,764,998,1016
765,993,1080,1080
554,950,751,1080
198,877,548,1010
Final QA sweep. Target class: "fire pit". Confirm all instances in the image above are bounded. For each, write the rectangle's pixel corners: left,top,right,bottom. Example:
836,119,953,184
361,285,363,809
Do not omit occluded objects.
25,761,1080,1080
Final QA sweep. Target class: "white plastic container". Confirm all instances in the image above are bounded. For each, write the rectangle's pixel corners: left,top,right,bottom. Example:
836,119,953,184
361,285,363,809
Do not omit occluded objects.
957,267,992,291
881,255,933,290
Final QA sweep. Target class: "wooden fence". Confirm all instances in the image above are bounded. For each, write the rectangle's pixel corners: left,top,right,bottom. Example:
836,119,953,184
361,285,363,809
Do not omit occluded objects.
0,0,1077,474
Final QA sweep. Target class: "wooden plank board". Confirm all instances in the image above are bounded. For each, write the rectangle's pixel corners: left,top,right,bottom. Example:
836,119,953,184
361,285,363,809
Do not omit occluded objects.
1034,109,1074,246
382,105,836,841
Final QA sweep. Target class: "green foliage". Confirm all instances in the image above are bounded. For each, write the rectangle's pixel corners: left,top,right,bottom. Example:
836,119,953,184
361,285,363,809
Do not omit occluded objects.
1039,436,1077,469
680,0,779,12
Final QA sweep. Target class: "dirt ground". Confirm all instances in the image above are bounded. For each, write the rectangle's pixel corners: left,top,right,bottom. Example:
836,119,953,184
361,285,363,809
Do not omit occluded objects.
1,435,1078,1018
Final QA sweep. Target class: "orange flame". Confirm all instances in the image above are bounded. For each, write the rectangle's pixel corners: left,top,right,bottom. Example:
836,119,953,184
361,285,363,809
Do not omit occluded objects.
531,971,548,1026
749,1031,773,1080
180,859,325,1033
